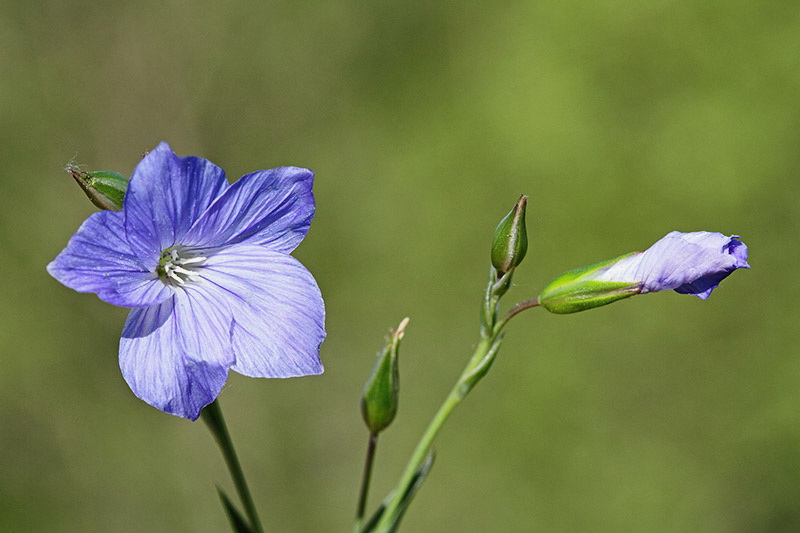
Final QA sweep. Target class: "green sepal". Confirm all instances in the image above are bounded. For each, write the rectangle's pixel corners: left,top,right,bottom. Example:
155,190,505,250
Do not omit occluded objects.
216,487,254,533
361,318,407,434
491,195,528,275
67,167,128,211
539,252,643,314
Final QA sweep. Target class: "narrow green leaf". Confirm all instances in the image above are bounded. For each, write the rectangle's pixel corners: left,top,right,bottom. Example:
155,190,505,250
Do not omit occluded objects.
362,451,436,533
457,335,504,398
217,487,254,533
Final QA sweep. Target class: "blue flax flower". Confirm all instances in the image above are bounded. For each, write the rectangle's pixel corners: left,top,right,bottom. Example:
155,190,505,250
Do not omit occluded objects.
591,231,750,298
48,142,325,420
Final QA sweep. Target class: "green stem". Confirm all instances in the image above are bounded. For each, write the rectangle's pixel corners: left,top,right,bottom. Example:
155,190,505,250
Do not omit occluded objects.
354,433,379,533
371,268,540,532
373,335,496,532
202,400,264,533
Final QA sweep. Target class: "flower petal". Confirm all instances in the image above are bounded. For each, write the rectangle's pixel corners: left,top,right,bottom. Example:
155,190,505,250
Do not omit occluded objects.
673,236,749,298
595,231,749,298
124,142,229,268
119,286,235,420
47,210,172,307
200,244,325,378
183,167,315,252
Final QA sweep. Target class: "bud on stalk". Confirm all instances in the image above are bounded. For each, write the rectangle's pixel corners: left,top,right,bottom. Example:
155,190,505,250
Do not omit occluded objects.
361,318,408,434
491,195,528,275
67,165,128,211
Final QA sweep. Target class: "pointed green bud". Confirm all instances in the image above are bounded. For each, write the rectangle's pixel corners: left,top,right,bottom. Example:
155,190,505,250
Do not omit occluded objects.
491,195,528,275
539,253,643,314
66,164,128,211
361,317,408,434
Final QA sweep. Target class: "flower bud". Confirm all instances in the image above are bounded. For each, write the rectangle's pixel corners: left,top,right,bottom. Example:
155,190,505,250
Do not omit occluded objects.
540,231,749,314
67,165,128,211
361,318,408,434
491,195,528,275
539,253,642,314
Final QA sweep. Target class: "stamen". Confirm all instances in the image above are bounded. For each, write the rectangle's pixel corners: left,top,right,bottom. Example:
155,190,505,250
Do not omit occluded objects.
167,270,186,285
171,266,199,277
157,246,207,287
178,256,207,265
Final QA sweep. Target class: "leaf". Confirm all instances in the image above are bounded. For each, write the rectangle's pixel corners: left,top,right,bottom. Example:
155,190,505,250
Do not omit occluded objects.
362,450,436,533
217,487,254,533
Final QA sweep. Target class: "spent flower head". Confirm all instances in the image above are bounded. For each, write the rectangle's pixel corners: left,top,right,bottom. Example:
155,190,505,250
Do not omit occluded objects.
361,317,407,434
48,142,326,419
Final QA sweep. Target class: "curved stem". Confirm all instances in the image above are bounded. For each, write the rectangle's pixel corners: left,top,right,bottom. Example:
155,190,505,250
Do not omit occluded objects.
499,296,540,327
202,400,264,533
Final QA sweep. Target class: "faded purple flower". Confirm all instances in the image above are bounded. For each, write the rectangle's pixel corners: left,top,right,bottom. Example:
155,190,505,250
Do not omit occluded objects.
592,231,749,298
48,142,325,420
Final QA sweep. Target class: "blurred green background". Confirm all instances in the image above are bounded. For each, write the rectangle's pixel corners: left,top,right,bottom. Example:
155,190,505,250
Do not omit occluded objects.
1,1,797,531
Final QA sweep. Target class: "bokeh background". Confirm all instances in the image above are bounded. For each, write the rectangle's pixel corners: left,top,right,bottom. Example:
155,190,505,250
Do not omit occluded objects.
1,1,797,531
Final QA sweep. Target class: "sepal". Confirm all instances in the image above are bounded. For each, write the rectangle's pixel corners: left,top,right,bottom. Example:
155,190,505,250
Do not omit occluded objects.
67,165,128,211
539,253,642,314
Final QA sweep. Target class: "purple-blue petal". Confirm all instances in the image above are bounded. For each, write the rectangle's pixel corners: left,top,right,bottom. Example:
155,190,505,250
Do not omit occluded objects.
199,244,325,378
119,286,235,420
124,142,229,268
673,236,749,298
597,231,749,299
182,167,315,252
47,210,173,307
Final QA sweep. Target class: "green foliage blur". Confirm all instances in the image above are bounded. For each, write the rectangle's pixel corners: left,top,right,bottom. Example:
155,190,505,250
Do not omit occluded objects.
1,1,797,531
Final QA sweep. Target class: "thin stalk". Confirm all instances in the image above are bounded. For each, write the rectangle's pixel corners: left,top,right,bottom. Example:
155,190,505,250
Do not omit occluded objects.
373,336,495,532
354,433,379,533
371,268,540,532
202,400,264,533
499,296,540,327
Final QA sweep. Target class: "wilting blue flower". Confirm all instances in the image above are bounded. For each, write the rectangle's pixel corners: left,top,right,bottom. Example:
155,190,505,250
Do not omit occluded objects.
540,231,749,313
48,142,325,420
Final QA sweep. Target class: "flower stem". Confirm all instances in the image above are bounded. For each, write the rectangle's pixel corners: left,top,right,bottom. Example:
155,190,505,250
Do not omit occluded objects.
500,296,540,326
354,432,379,533
371,268,541,532
202,399,264,533
373,333,497,532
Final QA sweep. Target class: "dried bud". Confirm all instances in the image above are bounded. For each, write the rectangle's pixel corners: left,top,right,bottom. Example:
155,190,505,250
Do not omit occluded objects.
361,318,408,434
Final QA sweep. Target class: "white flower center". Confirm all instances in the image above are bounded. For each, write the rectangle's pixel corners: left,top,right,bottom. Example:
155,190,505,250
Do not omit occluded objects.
157,246,207,287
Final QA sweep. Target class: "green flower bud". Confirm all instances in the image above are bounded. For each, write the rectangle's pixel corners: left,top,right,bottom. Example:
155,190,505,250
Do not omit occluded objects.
67,165,128,211
491,195,528,275
361,317,408,434
539,253,642,314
